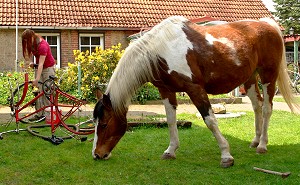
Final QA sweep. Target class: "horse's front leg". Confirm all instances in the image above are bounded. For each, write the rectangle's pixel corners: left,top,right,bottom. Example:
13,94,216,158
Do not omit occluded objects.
159,90,179,159
187,88,234,168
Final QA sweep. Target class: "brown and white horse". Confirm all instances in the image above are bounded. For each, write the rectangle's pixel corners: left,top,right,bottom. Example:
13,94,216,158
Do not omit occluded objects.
92,16,299,167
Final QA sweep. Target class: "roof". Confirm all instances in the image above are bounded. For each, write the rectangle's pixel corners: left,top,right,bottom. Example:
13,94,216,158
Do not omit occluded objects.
0,0,272,30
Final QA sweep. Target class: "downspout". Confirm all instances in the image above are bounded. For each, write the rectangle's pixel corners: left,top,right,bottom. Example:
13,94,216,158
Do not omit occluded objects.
78,61,82,97
15,0,18,71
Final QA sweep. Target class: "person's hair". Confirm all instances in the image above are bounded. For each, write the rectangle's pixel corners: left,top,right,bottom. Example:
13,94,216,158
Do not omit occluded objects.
21,29,42,58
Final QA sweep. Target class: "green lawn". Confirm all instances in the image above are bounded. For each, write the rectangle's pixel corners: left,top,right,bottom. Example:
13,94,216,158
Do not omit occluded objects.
273,95,300,103
0,111,300,184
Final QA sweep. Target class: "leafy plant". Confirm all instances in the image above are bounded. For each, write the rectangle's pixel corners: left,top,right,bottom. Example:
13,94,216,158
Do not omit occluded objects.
64,44,123,102
274,0,300,34
0,70,35,106
132,82,161,104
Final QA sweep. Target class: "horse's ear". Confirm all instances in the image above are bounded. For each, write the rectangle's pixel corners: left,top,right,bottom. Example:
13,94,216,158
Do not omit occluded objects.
95,88,103,100
102,94,112,108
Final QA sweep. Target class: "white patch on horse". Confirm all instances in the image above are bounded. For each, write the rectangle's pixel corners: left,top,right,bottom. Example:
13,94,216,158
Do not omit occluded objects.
205,33,241,66
204,109,218,127
246,84,262,110
92,122,98,158
262,83,272,112
162,98,179,156
157,21,194,79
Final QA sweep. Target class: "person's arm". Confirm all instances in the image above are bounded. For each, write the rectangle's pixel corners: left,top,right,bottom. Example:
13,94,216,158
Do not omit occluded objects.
32,55,46,87
24,55,34,69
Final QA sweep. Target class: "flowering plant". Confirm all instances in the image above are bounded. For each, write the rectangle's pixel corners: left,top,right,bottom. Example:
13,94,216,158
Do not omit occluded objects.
61,44,124,101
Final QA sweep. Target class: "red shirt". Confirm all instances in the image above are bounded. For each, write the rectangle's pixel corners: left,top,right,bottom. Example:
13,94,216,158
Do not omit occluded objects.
32,39,55,68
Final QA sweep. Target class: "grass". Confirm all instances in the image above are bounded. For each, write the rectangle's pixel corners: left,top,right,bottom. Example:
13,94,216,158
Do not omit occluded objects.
176,93,230,101
273,95,300,103
1,110,300,184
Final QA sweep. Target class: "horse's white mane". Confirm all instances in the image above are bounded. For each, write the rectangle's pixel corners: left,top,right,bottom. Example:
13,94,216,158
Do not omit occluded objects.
105,16,189,114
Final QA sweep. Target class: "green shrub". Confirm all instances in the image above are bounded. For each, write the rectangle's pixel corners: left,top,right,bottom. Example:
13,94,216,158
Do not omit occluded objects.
0,70,35,106
132,82,161,104
65,44,124,102
63,44,161,104
0,44,162,106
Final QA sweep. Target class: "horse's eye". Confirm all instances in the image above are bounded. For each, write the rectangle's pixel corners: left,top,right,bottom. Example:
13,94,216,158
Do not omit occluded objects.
100,123,107,128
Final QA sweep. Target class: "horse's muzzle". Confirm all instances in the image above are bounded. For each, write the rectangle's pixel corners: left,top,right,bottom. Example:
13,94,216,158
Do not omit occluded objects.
93,152,111,160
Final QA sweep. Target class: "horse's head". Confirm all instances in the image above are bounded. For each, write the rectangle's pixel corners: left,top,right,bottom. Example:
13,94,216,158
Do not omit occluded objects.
92,94,127,160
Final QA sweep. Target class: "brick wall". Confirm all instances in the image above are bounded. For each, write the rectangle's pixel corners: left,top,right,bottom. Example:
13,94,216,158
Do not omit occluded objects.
60,30,78,67
0,29,138,71
105,30,137,50
60,30,136,67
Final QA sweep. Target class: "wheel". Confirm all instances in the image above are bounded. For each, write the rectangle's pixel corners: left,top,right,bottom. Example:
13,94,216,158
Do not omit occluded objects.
9,81,45,124
27,124,79,141
287,63,298,82
295,80,300,94
57,104,95,136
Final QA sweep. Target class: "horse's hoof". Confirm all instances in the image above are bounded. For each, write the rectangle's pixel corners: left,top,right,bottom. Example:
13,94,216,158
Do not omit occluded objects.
220,158,234,168
161,152,176,160
249,141,259,148
256,147,267,154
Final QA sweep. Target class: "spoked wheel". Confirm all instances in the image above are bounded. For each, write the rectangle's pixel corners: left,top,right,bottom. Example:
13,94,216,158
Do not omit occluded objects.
287,63,298,80
27,124,80,145
76,118,95,133
9,81,45,124
54,105,95,136
294,81,300,93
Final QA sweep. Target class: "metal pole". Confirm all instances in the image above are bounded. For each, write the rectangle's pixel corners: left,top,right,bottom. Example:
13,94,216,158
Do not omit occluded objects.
77,61,82,96
15,0,18,72
294,40,299,80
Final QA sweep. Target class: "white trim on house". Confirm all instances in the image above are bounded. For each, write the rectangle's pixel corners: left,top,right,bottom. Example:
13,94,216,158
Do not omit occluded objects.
79,33,104,53
37,32,61,68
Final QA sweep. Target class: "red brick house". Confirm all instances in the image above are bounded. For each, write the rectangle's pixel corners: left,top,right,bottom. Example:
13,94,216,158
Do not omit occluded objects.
0,0,272,71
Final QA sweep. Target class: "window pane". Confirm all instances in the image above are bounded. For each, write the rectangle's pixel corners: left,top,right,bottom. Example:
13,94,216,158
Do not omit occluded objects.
81,47,90,53
81,37,90,45
47,36,57,45
91,47,97,52
50,47,57,60
91,37,100,45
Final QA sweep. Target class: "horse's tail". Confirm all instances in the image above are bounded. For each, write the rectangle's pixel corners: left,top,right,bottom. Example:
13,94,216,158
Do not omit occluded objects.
277,45,300,113
260,18,300,114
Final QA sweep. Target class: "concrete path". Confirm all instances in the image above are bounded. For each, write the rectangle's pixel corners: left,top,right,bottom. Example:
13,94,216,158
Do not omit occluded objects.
0,96,294,123
127,96,292,118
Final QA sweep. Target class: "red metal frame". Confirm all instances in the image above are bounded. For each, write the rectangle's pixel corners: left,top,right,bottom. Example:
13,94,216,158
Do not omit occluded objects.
13,73,94,135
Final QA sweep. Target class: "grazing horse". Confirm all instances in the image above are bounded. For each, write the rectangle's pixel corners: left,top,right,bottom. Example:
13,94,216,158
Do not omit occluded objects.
92,16,299,167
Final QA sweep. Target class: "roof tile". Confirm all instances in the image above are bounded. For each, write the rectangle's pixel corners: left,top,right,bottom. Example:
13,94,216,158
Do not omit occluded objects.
0,0,272,29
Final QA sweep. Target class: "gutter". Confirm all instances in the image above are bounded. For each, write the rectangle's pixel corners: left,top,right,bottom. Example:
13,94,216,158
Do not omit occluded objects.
0,25,141,31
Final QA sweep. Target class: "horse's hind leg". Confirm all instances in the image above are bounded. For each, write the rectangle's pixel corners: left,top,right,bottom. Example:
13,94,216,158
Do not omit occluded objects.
187,86,234,168
159,90,179,159
258,72,277,153
245,73,276,154
244,78,263,150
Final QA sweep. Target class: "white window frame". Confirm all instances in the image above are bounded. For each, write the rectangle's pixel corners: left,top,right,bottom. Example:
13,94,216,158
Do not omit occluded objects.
37,33,61,68
79,33,104,53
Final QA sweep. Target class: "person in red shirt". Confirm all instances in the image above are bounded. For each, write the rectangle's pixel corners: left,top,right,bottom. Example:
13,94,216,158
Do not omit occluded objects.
22,29,56,121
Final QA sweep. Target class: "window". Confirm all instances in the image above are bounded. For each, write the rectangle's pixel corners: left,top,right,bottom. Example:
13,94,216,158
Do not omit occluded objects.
79,33,104,53
40,33,61,68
